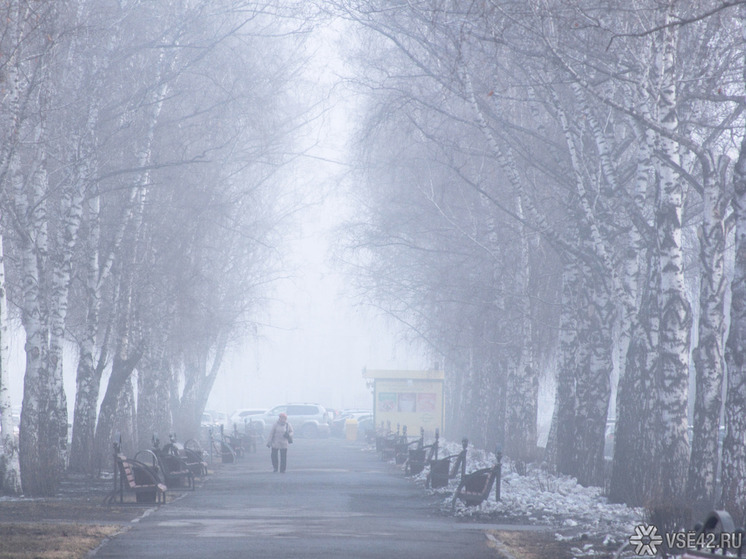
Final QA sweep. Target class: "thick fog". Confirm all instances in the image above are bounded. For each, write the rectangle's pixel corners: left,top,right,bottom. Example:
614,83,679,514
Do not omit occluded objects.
207,202,427,413
2,2,746,528
3,13,424,419
205,20,426,414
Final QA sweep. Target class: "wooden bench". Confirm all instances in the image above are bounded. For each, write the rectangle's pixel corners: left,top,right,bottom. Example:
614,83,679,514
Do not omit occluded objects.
224,434,245,458
395,426,419,465
426,438,468,489
450,448,502,510
405,428,438,476
377,434,398,461
450,466,500,509
243,420,263,453
104,451,167,505
209,430,236,463
154,444,195,490
183,438,209,476
375,421,397,461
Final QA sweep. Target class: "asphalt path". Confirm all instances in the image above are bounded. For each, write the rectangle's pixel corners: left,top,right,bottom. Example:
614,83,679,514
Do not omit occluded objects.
93,437,503,558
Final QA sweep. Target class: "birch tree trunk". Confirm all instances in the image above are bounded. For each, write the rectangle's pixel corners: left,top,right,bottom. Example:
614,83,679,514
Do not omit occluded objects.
573,276,615,487
68,190,104,474
0,226,20,494
174,336,228,439
0,1,24,495
609,252,660,505
47,176,84,472
688,159,728,511
553,87,616,486
444,352,467,439
70,177,139,472
720,131,746,518
460,64,542,460
93,346,142,467
137,317,174,445
93,196,144,467
16,131,55,496
651,8,691,501
504,194,537,462
137,355,172,447
549,259,582,476
91,49,167,463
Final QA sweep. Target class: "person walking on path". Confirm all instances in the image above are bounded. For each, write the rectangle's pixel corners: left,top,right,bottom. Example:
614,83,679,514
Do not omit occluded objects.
267,412,294,473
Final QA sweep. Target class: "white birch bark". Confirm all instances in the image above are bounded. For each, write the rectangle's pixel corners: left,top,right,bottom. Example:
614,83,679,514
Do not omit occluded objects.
47,179,84,470
572,83,648,408
70,174,139,472
0,0,27,496
608,115,657,504
93,59,168,464
688,158,728,509
136,300,176,445
548,260,581,476
504,193,537,461
459,63,542,458
47,6,106,467
553,89,616,486
720,130,746,514
652,7,691,500
0,227,20,494
609,255,660,505
16,130,54,496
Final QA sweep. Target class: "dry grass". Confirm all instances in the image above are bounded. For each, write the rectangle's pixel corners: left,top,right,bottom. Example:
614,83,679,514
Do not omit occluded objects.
0,474,160,558
487,530,619,559
0,523,123,559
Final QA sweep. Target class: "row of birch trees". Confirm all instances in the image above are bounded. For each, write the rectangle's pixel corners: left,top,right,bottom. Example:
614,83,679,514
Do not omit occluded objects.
336,0,746,517
0,0,310,496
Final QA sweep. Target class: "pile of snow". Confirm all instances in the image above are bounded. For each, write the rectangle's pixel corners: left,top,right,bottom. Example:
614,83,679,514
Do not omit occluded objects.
401,439,644,546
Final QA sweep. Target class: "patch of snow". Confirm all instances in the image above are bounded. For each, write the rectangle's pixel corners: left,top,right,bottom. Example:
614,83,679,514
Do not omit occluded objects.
397,438,643,555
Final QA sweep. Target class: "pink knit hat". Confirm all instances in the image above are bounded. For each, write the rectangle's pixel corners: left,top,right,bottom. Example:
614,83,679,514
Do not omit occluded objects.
279,413,288,420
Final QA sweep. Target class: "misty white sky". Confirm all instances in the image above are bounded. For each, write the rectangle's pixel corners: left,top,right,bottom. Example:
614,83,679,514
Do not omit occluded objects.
208,206,427,414
205,18,427,415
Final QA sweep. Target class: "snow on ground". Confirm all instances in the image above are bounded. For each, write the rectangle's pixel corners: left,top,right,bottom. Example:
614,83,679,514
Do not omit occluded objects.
387,438,645,551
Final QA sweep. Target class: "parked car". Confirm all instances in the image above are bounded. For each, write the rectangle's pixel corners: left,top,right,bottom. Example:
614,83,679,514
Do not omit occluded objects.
242,403,331,439
209,410,229,427
324,408,341,421
330,410,372,437
230,408,267,428
201,411,215,428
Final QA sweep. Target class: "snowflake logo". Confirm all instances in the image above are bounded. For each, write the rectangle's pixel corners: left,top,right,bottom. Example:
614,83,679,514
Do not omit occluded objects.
629,524,663,556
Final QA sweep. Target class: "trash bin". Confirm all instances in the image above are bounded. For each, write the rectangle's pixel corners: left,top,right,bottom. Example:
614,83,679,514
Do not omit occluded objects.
345,419,359,441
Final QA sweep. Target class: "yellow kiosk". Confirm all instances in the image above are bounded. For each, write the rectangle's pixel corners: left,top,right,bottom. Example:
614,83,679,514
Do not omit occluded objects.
362,368,445,438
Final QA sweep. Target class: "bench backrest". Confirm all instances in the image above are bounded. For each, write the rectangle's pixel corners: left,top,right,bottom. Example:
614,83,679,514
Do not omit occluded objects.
464,468,496,495
449,449,467,478
116,453,159,488
116,454,140,489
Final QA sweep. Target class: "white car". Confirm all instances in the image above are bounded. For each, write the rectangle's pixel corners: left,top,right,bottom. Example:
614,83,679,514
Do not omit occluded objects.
230,408,267,427
243,403,331,439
